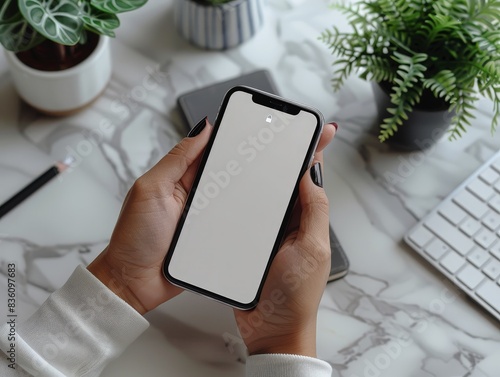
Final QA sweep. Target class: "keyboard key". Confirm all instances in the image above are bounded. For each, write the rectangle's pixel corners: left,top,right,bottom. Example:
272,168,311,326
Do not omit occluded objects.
467,247,490,268
460,217,481,236
490,242,500,261
440,251,465,274
468,179,495,201
492,157,500,174
489,194,500,213
425,215,475,256
476,281,500,314
483,259,500,280
408,227,433,248
424,239,449,260
438,201,467,225
480,167,499,185
483,212,500,231
454,190,489,219
457,264,484,289
475,228,497,249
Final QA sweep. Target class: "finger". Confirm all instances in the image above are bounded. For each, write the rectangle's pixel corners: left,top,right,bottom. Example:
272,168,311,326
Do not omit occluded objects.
312,150,323,166
178,140,210,193
143,118,212,188
316,122,337,153
284,124,335,235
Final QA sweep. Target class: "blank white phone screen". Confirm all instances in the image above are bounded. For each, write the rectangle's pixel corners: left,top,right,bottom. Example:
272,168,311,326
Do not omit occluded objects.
168,90,319,305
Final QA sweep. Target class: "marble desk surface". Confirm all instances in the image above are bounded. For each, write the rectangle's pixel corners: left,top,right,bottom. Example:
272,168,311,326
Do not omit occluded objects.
1,0,500,376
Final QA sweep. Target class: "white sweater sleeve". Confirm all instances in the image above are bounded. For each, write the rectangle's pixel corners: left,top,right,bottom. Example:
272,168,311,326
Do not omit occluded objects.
0,266,149,377
0,266,332,377
246,354,332,377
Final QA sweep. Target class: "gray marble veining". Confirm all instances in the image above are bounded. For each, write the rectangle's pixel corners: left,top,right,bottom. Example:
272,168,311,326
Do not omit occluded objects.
0,0,499,376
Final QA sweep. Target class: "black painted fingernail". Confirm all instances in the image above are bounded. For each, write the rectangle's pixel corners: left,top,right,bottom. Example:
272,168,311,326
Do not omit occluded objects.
188,116,207,137
328,122,338,130
310,162,323,188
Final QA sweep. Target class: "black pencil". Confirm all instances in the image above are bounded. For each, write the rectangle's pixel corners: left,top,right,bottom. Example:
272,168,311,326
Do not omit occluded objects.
0,162,69,219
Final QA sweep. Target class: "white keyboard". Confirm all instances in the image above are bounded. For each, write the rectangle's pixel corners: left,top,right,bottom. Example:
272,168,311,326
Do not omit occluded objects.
405,150,500,321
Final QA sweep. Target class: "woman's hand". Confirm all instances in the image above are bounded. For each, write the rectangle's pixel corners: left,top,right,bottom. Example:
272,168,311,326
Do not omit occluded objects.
88,118,212,314
88,116,336,336
234,123,336,358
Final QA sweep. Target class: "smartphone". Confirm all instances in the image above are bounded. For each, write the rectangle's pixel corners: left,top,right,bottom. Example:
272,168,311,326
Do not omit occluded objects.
328,225,349,281
177,70,349,282
163,86,324,309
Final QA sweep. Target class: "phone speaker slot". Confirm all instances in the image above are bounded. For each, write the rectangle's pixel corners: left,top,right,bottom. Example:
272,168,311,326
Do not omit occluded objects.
251,93,300,115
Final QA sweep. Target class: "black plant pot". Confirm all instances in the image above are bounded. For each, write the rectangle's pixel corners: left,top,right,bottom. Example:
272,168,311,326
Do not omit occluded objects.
371,82,454,151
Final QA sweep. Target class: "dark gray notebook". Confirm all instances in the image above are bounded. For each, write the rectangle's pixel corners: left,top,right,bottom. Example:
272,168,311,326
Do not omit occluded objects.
178,70,279,130
177,70,349,281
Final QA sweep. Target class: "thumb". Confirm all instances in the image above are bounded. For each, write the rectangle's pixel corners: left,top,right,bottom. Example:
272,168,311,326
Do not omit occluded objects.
296,161,331,263
143,117,212,188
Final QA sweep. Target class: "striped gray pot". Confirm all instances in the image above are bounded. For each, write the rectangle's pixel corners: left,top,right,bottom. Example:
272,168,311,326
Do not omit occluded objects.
174,0,264,50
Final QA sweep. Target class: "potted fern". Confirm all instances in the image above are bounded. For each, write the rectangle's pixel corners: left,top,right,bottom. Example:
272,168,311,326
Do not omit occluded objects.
0,0,148,115
321,0,500,150
174,0,264,50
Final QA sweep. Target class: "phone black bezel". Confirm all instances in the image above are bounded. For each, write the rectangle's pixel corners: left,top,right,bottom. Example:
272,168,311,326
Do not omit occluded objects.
163,85,324,310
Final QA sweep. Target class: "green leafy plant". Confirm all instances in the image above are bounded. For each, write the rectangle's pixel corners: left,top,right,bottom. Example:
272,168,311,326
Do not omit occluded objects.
320,0,500,141
0,0,148,52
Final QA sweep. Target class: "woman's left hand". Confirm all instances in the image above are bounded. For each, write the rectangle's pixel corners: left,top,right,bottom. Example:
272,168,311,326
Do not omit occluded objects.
88,118,213,314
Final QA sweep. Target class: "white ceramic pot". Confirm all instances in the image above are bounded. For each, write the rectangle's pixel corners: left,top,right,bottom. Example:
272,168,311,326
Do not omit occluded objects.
174,0,264,50
4,36,111,115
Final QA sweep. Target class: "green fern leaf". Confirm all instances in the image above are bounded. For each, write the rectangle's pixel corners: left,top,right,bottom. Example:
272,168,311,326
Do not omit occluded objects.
423,70,457,102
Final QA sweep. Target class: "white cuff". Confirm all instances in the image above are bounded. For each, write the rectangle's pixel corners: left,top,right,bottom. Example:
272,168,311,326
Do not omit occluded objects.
246,353,332,377
0,265,149,376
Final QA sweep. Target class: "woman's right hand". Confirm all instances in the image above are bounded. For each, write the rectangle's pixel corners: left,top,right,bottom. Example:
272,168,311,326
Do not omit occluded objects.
234,123,336,357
